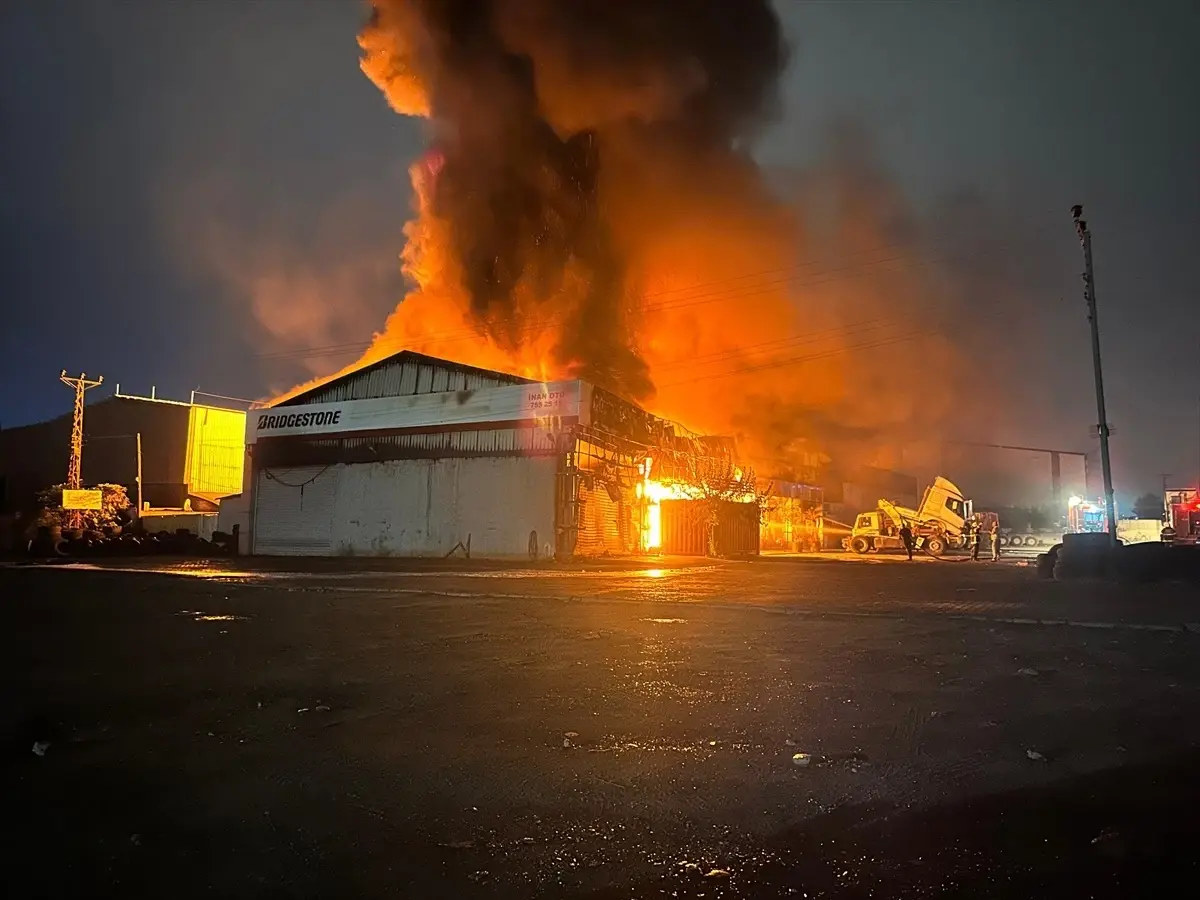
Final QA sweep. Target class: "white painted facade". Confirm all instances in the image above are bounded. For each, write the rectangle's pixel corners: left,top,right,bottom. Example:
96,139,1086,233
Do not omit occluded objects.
252,457,556,558
253,465,340,555
246,380,589,444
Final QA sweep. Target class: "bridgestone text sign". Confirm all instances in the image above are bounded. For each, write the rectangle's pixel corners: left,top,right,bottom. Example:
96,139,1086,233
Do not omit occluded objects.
256,409,343,431
245,380,590,445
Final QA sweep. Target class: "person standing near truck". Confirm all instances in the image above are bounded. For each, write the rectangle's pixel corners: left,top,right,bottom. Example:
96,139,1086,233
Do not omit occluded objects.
989,518,1000,560
899,522,915,560
969,517,981,560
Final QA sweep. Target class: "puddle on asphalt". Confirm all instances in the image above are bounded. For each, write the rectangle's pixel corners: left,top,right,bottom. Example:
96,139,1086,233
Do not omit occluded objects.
33,563,713,582
177,610,249,622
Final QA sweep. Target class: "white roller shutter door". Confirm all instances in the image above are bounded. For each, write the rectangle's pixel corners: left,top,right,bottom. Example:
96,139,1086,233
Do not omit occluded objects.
253,465,339,556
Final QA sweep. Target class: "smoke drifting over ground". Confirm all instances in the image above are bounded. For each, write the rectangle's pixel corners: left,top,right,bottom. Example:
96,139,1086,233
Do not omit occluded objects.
277,1,1019,478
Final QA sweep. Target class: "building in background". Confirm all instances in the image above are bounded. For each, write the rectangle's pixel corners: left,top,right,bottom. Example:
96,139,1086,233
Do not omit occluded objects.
760,480,824,552
0,388,245,514
228,351,761,559
823,465,920,530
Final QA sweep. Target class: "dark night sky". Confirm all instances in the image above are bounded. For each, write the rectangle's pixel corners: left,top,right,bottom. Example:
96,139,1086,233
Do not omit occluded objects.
2,0,1197,501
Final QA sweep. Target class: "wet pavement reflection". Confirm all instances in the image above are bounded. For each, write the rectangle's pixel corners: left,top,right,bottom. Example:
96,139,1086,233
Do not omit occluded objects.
6,559,1200,897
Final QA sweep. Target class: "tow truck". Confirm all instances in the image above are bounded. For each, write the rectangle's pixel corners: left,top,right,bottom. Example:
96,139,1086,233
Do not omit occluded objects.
844,476,974,558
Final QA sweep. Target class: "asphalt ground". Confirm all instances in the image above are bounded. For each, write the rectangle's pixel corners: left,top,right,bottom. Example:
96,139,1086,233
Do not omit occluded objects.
4,555,1199,898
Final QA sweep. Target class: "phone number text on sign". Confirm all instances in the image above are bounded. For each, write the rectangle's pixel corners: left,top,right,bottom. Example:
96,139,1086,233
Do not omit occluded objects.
525,389,567,411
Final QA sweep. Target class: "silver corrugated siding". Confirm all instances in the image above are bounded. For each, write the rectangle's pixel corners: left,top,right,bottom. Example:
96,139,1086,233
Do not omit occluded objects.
301,359,527,404
328,427,559,455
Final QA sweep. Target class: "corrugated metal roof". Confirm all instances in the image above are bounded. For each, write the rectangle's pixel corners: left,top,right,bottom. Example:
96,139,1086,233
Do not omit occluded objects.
278,351,533,406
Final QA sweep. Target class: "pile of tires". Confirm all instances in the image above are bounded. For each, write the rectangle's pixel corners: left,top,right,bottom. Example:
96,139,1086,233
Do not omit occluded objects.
1053,532,1112,579
1165,545,1200,582
24,526,222,559
1002,532,1063,549
1109,541,1170,583
1036,544,1061,579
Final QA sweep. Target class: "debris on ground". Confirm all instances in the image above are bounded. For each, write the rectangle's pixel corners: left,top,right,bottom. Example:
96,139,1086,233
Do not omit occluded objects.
1017,667,1040,676
31,741,49,757
1026,749,1047,762
792,752,812,767
439,840,475,850
564,731,579,738
705,868,731,878
467,870,489,882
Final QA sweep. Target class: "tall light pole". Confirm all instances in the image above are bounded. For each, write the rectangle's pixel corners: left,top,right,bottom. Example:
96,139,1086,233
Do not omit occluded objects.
1071,206,1117,544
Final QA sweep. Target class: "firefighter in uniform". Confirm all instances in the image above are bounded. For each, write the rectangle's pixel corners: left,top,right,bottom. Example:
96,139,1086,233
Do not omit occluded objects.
989,517,1000,560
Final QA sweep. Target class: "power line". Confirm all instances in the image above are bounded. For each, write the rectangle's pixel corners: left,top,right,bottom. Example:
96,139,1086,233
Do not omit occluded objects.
649,309,946,376
255,221,1065,362
258,234,1049,365
253,245,981,362
655,306,1008,389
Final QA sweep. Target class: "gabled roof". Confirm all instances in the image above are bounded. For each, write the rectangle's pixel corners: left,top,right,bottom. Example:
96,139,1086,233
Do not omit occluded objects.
278,350,536,407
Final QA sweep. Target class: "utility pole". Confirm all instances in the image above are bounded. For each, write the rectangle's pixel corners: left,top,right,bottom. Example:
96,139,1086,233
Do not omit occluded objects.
59,371,104,528
136,431,144,513
1071,206,1117,544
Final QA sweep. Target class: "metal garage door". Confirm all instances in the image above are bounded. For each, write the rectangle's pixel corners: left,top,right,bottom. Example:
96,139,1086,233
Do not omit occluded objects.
253,465,339,556
660,499,708,556
574,477,630,557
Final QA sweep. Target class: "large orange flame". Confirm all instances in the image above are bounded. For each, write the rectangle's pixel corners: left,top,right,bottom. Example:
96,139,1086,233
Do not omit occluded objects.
273,3,976,482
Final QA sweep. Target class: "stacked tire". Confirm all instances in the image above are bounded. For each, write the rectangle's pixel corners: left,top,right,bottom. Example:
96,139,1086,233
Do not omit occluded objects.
1110,541,1170,583
1053,532,1112,579
1036,544,1060,579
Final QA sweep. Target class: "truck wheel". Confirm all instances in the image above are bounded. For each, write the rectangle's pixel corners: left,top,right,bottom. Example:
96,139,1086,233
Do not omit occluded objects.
849,536,870,554
1023,535,1038,547
925,536,946,557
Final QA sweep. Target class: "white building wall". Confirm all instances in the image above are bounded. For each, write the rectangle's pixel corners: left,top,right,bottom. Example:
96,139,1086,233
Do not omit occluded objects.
331,456,557,558
253,465,341,555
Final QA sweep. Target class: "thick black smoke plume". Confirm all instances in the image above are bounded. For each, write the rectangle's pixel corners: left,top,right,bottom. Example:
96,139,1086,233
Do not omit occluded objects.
359,0,788,399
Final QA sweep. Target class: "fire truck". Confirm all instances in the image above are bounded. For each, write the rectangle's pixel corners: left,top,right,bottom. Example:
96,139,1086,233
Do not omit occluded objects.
1067,496,1113,534
990,497,1112,551
1165,489,1200,544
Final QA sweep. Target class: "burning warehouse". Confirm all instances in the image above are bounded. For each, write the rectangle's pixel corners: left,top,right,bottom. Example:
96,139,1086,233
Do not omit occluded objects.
235,351,761,558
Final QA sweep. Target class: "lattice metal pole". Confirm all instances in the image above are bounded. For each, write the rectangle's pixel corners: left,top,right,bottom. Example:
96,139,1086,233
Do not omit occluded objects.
59,370,104,529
